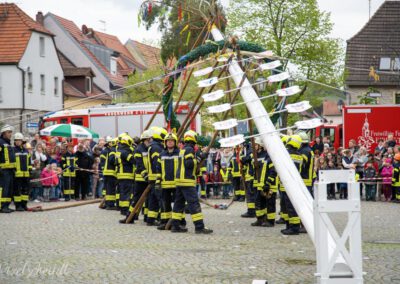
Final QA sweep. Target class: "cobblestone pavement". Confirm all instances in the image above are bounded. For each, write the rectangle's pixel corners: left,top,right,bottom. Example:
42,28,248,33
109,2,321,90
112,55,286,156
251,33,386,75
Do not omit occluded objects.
0,199,400,284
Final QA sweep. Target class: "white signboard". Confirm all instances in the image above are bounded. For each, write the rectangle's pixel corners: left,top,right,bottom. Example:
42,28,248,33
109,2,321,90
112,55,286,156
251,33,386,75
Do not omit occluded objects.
213,119,238,130
193,67,214,77
219,134,245,148
197,77,219,88
207,103,231,114
277,85,301,97
202,89,225,102
285,101,312,113
267,72,290,83
259,60,282,71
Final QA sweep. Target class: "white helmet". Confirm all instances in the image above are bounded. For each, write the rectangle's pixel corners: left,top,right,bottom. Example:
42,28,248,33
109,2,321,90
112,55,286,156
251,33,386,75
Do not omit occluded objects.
254,136,264,147
14,132,24,140
140,129,152,141
105,136,113,143
297,131,309,143
1,124,13,133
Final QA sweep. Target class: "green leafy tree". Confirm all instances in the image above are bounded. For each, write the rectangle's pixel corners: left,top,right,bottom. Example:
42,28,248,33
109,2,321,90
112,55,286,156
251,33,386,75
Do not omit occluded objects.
139,0,226,63
227,0,344,86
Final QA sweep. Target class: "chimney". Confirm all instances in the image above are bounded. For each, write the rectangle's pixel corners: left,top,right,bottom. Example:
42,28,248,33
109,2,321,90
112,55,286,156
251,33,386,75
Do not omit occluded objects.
82,24,89,35
36,11,44,26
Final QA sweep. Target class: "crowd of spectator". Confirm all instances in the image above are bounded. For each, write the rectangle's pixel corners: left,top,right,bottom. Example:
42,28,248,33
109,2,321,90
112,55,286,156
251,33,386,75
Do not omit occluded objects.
312,134,399,201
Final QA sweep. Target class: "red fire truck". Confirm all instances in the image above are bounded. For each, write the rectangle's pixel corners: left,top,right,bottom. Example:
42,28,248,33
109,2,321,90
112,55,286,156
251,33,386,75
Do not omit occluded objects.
39,102,201,138
313,105,400,152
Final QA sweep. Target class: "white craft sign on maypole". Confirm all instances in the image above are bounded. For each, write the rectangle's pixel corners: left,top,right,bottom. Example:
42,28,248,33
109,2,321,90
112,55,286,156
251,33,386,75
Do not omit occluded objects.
209,25,359,281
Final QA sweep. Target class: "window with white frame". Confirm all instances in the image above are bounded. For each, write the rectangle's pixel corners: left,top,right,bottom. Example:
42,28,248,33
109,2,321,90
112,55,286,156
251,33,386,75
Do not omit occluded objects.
110,57,117,75
54,77,59,96
40,37,45,57
85,77,92,93
28,71,33,92
40,74,45,95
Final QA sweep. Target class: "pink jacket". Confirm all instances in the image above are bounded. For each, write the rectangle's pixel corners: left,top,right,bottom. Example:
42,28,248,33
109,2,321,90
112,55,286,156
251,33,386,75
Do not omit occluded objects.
380,166,393,185
40,168,57,187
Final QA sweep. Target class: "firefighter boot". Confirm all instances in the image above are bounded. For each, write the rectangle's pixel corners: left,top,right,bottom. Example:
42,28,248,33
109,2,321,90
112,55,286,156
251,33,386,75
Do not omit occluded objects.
299,223,307,234
171,226,188,233
263,219,275,227
281,224,300,235
195,227,213,234
241,210,256,218
276,218,286,224
251,216,265,227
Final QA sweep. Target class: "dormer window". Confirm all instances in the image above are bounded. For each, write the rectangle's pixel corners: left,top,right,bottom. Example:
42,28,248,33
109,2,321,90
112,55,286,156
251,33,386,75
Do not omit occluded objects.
85,77,92,93
110,57,117,75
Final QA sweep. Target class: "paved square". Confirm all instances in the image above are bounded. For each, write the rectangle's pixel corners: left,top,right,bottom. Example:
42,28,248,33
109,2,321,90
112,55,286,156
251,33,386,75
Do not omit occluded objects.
0,200,399,283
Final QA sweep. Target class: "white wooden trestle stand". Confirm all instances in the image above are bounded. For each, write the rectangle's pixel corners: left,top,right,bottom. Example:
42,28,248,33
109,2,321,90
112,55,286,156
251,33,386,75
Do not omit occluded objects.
314,169,364,284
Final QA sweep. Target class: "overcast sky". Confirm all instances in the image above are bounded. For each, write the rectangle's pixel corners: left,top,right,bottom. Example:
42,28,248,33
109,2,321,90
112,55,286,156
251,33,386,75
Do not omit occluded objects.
15,0,386,45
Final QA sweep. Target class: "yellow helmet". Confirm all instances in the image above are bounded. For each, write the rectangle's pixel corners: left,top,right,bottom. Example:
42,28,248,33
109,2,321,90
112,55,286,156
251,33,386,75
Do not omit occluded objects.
120,135,133,146
164,132,178,146
140,129,152,141
280,135,289,145
111,138,118,147
184,130,198,144
287,135,302,149
150,126,168,141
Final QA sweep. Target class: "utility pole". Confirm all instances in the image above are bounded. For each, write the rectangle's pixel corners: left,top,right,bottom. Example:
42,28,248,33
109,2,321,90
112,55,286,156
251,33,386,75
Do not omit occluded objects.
369,0,371,19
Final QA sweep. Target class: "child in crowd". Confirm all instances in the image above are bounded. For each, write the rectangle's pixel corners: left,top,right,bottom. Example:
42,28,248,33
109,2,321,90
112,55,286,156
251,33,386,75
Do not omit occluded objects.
219,164,231,199
50,163,60,201
40,164,56,202
30,160,43,202
325,160,337,199
380,158,393,201
364,161,377,201
91,157,102,198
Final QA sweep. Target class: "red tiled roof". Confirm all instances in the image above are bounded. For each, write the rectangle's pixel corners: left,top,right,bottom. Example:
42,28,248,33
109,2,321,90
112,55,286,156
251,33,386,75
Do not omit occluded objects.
57,50,75,68
126,39,162,69
64,81,111,101
49,13,126,87
93,30,146,70
0,3,53,63
64,81,86,98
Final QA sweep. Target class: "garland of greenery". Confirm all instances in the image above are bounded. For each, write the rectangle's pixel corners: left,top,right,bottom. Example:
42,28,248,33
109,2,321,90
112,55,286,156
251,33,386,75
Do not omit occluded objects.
162,39,285,147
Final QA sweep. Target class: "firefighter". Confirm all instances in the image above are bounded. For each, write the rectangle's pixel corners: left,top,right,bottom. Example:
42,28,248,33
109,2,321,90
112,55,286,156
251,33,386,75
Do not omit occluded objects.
123,130,152,224
265,151,278,226
0,125,16,213
61,143,77,201
101,136,118,210
196,147,207,198
116,134,135,217
251,137,269,226
157,132,180,230
13,132,31,211
392,153,400,202
298,131,316,197
241,144,256,218
276,135,289,225
146,126,167,226
171,130,213,234
281,135,303,235
229,146,245,201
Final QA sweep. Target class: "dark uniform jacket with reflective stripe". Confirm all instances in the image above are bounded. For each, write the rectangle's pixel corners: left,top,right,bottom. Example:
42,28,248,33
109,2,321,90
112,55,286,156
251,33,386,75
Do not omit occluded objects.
176,142,197,187
134,143,149,182
100,146,116,177
0,137,16,170
61,152,77,177
253,150,268,189
116,144,135,180
229,153,242,178
299,144,315,186
14,145,31,178
160,148,179,189
259,153,278,192
241,152,254,182
147,140,163,182
392,161,400,187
